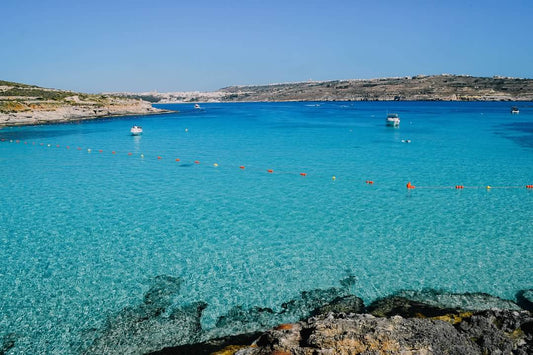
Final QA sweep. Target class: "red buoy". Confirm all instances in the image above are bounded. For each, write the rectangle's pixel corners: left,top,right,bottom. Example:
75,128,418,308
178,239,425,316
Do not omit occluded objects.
194,160,200,164
240,166,245,169
300,173,307,176
267,169,273,173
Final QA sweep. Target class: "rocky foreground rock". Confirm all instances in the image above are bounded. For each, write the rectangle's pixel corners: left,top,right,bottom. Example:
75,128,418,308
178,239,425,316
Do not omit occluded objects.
234,309,532,355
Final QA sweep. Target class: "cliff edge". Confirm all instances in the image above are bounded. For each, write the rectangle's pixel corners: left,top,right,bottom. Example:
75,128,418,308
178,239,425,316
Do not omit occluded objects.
0,80,169,127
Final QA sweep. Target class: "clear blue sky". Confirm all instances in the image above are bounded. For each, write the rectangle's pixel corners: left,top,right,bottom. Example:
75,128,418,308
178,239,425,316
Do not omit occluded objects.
1,0,532,93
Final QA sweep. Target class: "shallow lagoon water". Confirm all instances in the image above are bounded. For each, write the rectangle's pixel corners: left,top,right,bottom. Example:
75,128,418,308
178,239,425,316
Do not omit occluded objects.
0,101,532,353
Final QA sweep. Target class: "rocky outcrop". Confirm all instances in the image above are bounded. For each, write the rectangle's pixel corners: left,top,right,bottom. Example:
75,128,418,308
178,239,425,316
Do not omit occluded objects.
236,309,532,355
147,286,532,355
0,98,167,127
0,80,171,127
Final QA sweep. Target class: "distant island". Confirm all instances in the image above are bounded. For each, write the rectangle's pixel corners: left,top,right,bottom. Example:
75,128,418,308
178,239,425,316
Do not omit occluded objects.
114,74,533,103
2,75,532,126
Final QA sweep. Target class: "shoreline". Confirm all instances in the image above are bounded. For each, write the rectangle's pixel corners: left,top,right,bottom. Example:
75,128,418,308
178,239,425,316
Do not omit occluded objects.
81,278,533,354
0,105,176,128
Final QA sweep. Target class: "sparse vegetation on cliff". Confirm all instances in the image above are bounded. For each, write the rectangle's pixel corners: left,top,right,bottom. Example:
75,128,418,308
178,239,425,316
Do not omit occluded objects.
0,80,169,126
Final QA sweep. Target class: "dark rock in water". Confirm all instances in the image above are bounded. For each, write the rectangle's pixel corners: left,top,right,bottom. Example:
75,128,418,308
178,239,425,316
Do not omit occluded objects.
143,275,182,311
339,274,357,289
215,306,275,334
279,287,350,320
84,275,207,355
1,333,16,354
394,289,522,311
310,295,364,316
367,296,458,318
150,332,263,355
517,289,533,311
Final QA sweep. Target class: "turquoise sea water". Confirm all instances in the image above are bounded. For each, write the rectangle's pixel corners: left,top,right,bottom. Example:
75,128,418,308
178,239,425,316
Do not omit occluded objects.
0,101,532,353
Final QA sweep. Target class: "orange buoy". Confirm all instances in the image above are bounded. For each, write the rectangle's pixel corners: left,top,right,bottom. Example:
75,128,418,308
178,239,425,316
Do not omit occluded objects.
128,152,132,156
99,149,103,153
406,182,415,189
240,166,245,169
175,158,180,161
112,151,116,154
455,185,464,189
56,144,60,147
77,147,82,150
24,141,28,144
267,169,273,173
194,160,200,164
157,156,162,159
300,173,307,176
66,146,70,149
366,180,374,184
526,185,533,189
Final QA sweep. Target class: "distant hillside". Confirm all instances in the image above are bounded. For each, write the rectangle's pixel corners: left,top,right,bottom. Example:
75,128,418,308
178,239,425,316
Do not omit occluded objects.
0,80,166,126
218,75,533,102
121,75,533,103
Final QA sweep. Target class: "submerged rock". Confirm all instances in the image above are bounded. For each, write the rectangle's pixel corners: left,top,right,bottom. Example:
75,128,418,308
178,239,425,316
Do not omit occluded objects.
393,289,522,311
367,295,458,318
310,294,364,316
517,289,533,311
84,275,207,355
215,306,276,334
279,287,351,320
1,333,16,354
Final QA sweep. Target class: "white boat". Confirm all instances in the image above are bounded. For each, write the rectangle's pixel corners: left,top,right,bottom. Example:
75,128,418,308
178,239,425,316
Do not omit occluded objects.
386,113,400,127
511,106,519,114
130,125,143,135
194,104,201,109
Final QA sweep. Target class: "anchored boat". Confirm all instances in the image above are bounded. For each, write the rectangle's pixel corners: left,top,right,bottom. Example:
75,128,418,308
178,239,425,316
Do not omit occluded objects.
386,113,400,127
130,125,143,135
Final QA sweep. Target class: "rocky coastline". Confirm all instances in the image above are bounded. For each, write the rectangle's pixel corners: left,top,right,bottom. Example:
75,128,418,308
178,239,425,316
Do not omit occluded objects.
0,80,172,127
152,288,533,355
115,75,533,103
2,274,531,354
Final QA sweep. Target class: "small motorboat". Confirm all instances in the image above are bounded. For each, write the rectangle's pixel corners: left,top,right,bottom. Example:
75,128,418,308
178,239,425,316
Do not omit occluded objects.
511,106,519,114
386,113,400,127
130,125,143,135
194,104,201,109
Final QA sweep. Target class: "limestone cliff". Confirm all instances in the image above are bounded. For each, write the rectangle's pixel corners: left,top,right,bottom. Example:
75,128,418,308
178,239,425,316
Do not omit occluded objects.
0,80,169,127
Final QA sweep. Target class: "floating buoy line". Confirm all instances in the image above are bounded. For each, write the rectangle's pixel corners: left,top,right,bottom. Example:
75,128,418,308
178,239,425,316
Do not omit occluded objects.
2,138,532,190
